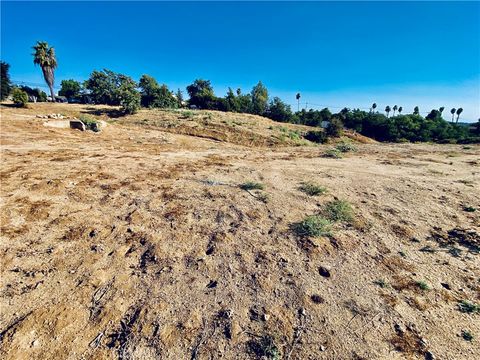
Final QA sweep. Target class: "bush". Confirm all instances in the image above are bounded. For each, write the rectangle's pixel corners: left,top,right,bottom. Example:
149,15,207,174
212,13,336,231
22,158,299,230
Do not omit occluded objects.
322,149,343,158
458,300,480,314
299,182,327,196
79,115,100,132
12,88,28,107
117,80,141,114
323,200,354,223
304,130,327,143
239,182,265,191
336,141,357,153
292,215,332,237
326,118,344,137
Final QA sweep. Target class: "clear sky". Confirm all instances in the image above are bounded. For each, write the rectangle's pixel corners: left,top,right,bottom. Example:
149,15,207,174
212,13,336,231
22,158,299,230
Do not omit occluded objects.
1,1,479,121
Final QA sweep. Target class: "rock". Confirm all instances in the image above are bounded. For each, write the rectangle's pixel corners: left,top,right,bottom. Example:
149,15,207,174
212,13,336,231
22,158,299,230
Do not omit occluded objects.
320,345,326,352
425,351,435,360
318,266,331,278
440,282,451,290
70,120,86,131
394,323,405,335
31,339,40,348
262,314,270,321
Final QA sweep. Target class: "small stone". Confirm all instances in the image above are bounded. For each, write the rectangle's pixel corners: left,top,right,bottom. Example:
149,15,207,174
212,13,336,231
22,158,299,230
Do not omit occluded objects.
394,323,405,335
318,266,331,278
425,351,435,360
262,314,270,321
320,345,326,352
311,294,324,304
31,339,40,347
440,283,451,290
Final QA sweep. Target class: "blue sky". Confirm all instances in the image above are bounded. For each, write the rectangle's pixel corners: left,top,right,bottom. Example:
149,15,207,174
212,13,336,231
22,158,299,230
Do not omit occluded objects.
2,1,479,121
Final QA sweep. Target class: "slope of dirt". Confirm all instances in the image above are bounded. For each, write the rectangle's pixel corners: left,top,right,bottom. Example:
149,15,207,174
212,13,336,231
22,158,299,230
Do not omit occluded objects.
0,103,479,360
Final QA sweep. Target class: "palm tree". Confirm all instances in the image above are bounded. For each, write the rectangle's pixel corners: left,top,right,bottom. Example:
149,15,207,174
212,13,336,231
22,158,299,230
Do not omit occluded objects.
450,108,456,122
32,41,57,101
371,102,377,113
413,106,419,115
439,107,445,114
392,105,398,116
296,93,301,112
398,106,403,115
385,105,391,118
456,108,463,123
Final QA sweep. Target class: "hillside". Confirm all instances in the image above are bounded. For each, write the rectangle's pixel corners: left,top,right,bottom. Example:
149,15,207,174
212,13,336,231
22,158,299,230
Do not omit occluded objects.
0,103,479,360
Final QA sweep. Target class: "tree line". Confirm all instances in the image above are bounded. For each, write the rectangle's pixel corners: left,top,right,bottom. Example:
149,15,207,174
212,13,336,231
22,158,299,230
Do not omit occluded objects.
1,41,479,143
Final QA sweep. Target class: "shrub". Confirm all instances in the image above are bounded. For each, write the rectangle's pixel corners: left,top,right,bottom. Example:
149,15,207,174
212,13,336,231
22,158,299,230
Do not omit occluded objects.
323,200,354,223
326,118,344,137
292,215,332,237
304,130,327,143
336,141,357,153
79,115,100,132
416,281,430,291
458,300,480,314
322,149,343,158
462,330,474,342
12,88,28,107
118,82,141,114
299,182,327,196
240,182,265,191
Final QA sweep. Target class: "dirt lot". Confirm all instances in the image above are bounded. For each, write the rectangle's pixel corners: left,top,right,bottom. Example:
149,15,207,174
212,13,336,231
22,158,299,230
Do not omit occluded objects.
1,103,479,359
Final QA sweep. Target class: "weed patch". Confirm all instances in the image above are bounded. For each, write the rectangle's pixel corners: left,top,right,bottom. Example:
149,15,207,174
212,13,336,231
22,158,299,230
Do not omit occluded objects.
323,200,354,223
322,149,343,159
292,215,332,237
458,300,480,314
239,182,265,191
298,182,327,196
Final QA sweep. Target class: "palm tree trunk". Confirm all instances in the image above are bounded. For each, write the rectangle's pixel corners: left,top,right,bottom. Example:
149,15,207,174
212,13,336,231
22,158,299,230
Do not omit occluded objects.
48,83,55,102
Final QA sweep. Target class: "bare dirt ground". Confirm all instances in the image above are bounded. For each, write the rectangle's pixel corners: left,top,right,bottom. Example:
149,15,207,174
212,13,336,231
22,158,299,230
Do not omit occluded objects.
1,103,479,359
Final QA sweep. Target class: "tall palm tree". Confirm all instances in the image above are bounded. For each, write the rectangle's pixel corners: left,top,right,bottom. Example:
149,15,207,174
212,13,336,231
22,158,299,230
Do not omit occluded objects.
385,105,391,118
392,105,398,116
450,108,456,122
456,108,463,123
439,106,445,114
296,93,301,112
32,41,57,101
413,106,419,115
371,102,377,113
398,106,403,115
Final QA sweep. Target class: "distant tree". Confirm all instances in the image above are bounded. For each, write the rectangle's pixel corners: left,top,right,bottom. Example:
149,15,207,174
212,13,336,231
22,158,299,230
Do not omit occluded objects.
225,87,240,112
251,81,268,115
450,108,456,122
439,106,445,115
20,86,47,102
385,106,391,118
426,109,441,120
371,103,377,113
176,88,184,107
398,106,403,115
117,75,140,114
393,105,398,116
139,74,160,107
296,93,301,112
186,79,215,109
32,41,57,101
413,106,419,115
85,69,119,104
268,97,293,122
59,79,81,99
456,108,463,123
12,88,28,107
0,61,12,101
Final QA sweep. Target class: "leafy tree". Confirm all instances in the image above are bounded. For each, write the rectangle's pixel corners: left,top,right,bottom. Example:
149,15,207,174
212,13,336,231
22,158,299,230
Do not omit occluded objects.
32,41,57,101
456,108,463,123
267,97,293,122
426,109,442,121
85,69,120,105
225,87,240,112
385,106,391,118
393,105,398,116
20,86,47,102
139,74,160,107
1,61,12,101
12,88,28,107
59,79,81,98
186,79,216,109
251,81,268,115
117,75,140,114
413,106,419,115
450,108,456,122
176,88,184,107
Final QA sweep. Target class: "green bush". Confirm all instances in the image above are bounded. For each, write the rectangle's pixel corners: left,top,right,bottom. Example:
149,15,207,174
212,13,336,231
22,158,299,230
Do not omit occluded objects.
292,215,332,237
79,115,100,132
326,118,344,137
118,81,141,114
304,130,327,143
12,88,28,107
322,149,343,158
299,182,327,196
458,300,480,314
323,200,354,223
239,182,265,191
336,141,357,153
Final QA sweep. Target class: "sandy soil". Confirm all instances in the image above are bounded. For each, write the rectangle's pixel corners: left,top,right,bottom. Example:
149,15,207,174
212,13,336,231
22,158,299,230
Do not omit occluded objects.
0,103,479,359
